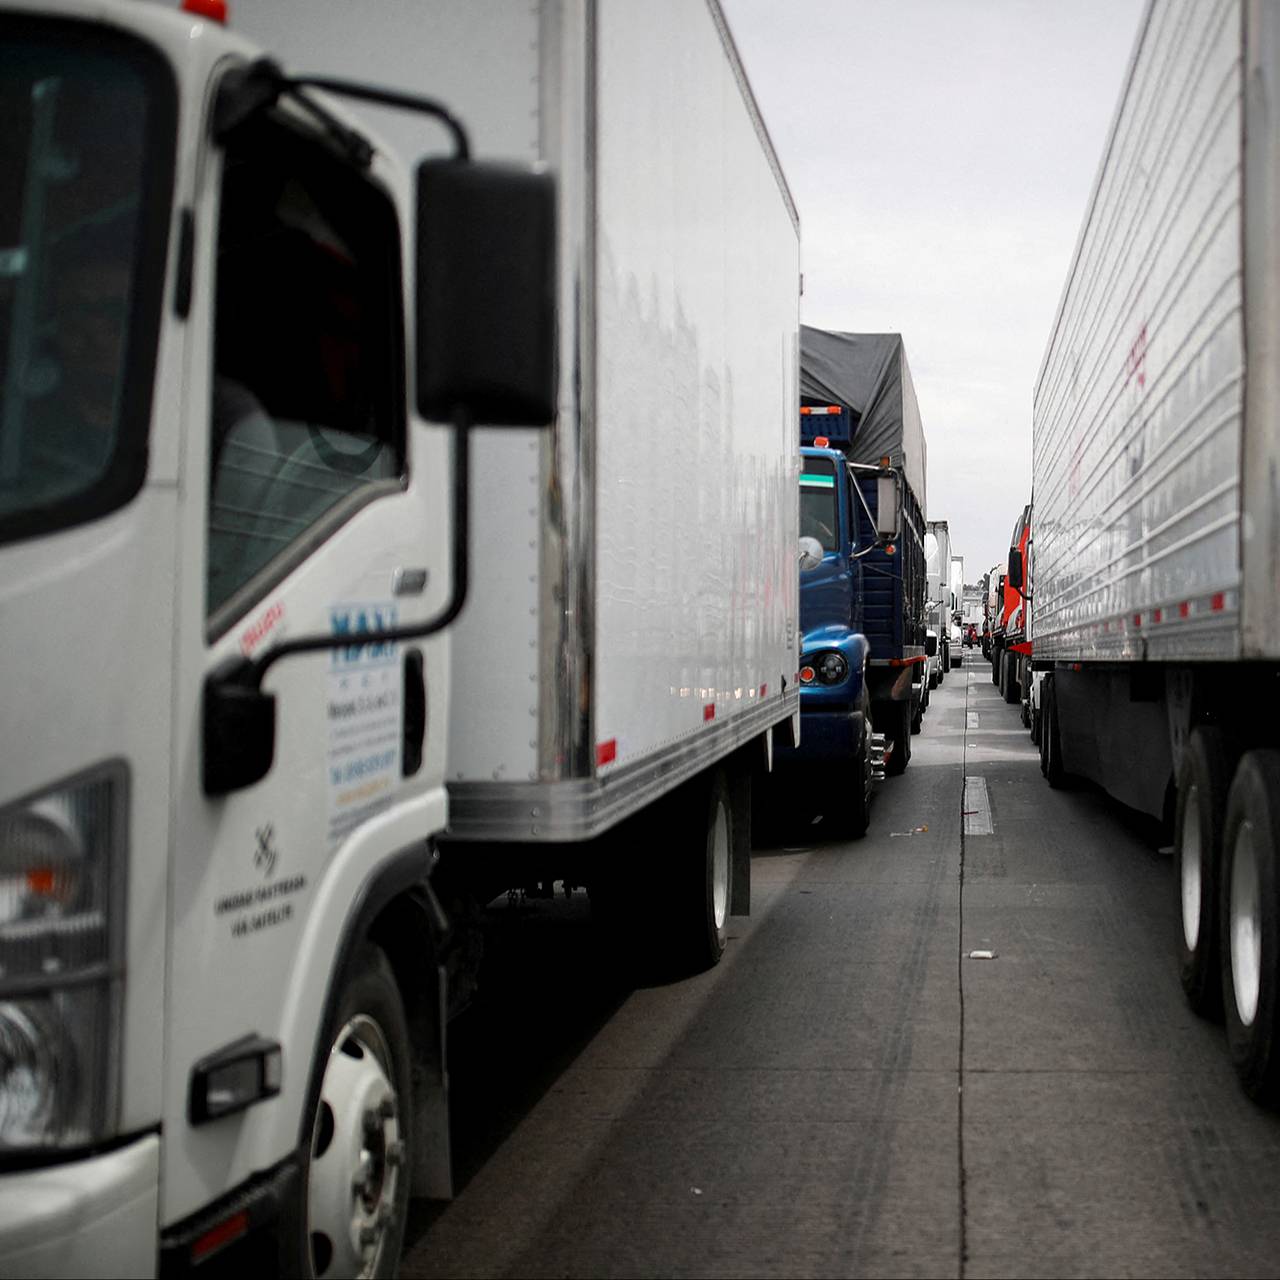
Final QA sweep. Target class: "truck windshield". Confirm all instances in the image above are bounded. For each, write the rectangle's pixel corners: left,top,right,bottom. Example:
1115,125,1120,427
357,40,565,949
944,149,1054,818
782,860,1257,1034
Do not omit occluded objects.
0,19,175,544
800,455,838,552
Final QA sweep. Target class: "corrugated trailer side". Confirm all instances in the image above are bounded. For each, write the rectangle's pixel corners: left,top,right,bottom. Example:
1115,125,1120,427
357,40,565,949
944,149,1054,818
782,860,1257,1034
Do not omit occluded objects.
1033,0,1280,1102
1034,0,1245,665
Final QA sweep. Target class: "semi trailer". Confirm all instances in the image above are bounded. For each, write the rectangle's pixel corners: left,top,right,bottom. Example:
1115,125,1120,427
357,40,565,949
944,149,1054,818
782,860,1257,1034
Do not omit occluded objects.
1032,0,1280,1101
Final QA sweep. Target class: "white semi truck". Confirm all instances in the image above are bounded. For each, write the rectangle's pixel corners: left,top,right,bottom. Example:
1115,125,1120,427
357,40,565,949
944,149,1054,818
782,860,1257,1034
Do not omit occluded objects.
1032,0,1280,1101
0,0,801,1274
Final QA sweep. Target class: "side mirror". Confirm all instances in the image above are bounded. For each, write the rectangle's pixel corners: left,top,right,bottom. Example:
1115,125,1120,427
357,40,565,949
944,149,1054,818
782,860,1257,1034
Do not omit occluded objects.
416,159,557,425
1008,547,1024,591
875,472,899,539
798,536,825,572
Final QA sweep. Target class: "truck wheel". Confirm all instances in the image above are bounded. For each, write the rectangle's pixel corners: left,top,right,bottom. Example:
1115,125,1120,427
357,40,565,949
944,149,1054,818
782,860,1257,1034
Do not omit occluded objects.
839,725,873,839
887,700,911,776
1176,727,1230,1019
911,698,923,734
991,648,1000,686
1221,751,1280,1102
299,944,411,1279
1043,678,1068,790
1002,652,1020,704
667,769,733,971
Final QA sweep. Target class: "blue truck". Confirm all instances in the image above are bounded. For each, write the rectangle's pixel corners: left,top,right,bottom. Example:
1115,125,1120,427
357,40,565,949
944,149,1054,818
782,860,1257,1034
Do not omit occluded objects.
790,329,929,793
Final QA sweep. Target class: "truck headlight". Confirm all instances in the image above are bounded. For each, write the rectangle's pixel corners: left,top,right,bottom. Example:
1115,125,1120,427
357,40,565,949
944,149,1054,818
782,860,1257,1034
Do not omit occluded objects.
0,764,126,1151
800,651,850,686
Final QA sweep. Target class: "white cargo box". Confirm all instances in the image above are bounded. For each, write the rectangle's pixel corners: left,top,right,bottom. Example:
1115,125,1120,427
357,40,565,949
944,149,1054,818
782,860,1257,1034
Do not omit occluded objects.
240,0,803,840
1033,0,1279,664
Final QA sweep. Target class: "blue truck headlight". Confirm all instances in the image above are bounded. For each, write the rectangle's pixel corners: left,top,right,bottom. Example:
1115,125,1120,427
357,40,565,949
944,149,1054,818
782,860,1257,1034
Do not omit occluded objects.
800,650,850,686
0,765,126,1150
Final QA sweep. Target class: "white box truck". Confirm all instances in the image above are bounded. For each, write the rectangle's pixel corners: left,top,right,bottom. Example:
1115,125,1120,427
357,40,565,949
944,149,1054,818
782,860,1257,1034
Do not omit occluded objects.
0,0,801,1274
925,518,952,681
1032,0,1280,1101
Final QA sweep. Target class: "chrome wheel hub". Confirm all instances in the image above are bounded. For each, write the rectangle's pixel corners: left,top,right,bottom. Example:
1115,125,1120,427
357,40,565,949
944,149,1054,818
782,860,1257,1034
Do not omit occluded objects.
711,799,730,932
1230,820,1263,1028
1180,785,1202,952
307,1014,402,1278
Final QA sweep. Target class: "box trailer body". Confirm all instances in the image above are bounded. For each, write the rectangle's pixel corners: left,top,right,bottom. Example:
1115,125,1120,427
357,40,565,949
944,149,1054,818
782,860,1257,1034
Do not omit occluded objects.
925,518,952,675
0,0,798,1274
1033,0,1280,1099
800,328,928,770
244,0,803,852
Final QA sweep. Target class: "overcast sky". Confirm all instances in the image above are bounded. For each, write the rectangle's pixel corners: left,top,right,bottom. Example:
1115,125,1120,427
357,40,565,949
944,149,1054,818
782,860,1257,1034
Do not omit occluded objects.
721,0,1146,583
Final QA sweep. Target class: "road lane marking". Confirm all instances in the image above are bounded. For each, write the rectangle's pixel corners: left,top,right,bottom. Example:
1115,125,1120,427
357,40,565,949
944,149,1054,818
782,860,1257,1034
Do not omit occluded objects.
963,776,993,835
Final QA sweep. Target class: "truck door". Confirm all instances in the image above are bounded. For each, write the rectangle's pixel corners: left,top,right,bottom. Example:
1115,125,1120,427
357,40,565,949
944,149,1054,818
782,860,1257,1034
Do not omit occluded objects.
163,102,443,1227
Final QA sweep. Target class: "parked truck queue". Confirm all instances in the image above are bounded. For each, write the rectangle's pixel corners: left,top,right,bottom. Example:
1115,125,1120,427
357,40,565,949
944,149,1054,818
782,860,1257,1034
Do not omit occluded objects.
4,0,1280,1277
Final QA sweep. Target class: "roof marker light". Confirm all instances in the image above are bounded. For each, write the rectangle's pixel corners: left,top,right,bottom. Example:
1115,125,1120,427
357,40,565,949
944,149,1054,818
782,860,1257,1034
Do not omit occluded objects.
183,0,228,22
813,436,830,448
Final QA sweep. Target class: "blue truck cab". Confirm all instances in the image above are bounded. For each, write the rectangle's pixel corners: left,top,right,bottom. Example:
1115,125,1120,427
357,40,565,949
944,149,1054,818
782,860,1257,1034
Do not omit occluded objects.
771,406,880,835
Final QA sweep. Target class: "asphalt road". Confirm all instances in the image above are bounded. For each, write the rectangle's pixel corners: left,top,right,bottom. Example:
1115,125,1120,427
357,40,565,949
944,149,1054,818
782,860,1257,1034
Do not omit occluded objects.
402,658,1280,1278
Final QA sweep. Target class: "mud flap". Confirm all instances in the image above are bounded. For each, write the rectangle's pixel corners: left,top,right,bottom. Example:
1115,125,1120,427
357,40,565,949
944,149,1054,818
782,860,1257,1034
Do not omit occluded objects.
409,959,453,1200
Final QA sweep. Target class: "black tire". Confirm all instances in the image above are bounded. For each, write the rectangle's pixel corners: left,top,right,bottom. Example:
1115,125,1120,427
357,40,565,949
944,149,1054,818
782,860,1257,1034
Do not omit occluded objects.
293,944,412,1280
674,769,733,971
1175,727,1231,1019
991,646,1001,686
1221,751,1280,1103
1030,705,1042,747
911,698,923,735
886,699,911,776
1002,651,1020,704
1043,677,1068,790
837,718,873,840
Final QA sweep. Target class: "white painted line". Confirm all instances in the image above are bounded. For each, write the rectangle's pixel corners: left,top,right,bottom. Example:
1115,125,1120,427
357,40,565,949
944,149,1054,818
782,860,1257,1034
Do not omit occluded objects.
966,711,980,729
963,776,993,836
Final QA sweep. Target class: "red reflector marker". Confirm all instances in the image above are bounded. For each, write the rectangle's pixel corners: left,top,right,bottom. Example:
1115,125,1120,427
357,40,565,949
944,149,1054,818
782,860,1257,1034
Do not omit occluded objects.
1153,608,1163,624
1211,592,1225,612
595,739,617,767
1132,613,1142,628
192,1211,249,1264
1179,601,1190,619
760,683,767,697
182,0,228,21
704,703,716,721
799,666,815,684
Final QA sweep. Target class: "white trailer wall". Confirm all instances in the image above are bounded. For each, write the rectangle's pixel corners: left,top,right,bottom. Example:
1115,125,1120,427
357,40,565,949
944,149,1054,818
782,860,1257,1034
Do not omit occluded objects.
591,1,799,773
1033,0,1245,663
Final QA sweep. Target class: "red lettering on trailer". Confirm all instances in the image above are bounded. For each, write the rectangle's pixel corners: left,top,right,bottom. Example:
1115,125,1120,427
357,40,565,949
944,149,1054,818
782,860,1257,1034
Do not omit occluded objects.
1124,323,1148,390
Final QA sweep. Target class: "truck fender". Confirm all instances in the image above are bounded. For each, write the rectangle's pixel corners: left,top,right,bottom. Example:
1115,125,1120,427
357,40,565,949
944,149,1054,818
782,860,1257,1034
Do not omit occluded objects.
296,841,454,1201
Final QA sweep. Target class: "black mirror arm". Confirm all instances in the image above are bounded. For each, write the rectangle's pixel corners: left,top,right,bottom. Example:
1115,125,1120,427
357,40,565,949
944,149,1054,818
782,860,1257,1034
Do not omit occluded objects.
213,58,472,166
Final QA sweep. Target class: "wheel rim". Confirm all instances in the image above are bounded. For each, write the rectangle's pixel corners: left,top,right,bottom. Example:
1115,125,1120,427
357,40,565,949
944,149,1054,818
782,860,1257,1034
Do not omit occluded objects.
711,798,730,932
1180,785,1203,952
1230,819,1263,1028
307,1013,403,1278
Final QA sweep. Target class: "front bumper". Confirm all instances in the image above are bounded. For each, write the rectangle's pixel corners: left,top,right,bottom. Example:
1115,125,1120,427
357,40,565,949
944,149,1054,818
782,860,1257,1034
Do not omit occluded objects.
776,706,864,768
0,1134,160,1279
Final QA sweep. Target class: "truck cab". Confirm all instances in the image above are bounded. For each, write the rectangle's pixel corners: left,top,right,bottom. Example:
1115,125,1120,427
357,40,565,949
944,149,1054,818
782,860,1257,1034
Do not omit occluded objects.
0,2,554,1273
773,427,877,835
